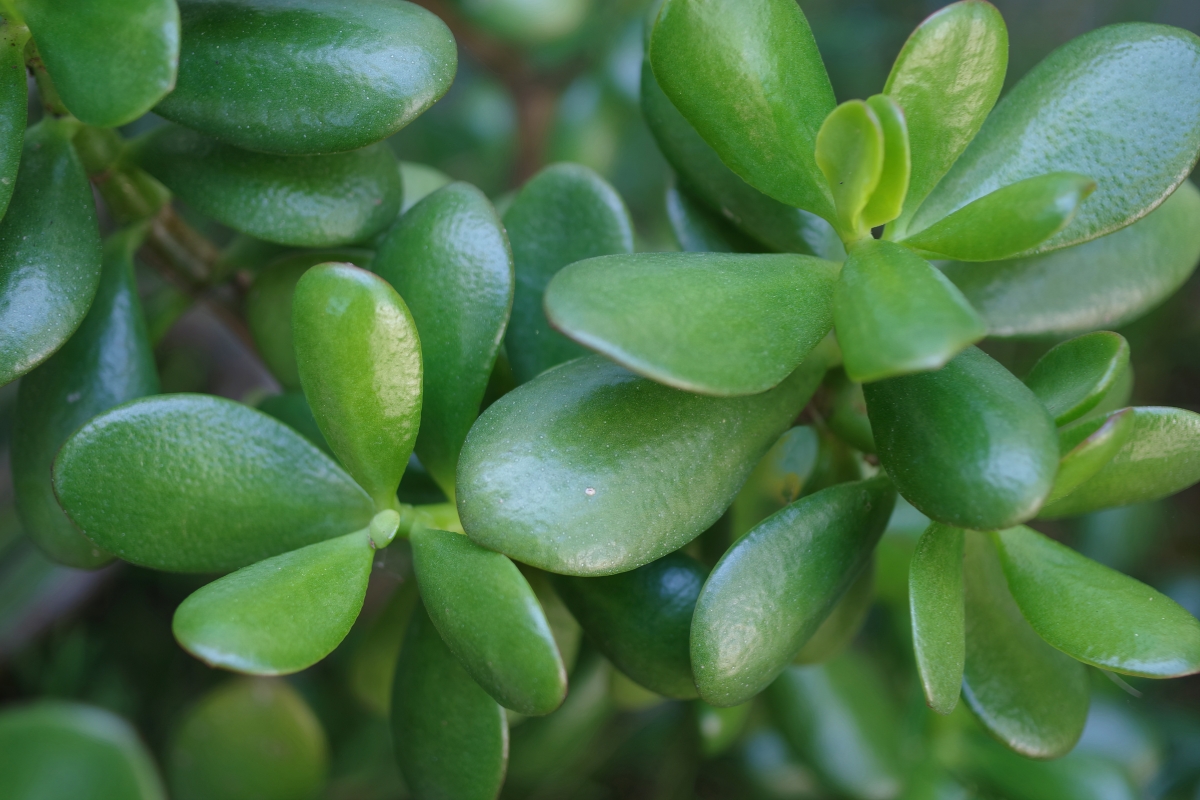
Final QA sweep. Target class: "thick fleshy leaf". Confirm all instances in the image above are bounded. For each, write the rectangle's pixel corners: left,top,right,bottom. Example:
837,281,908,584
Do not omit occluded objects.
0,702,165,800
168,679,328,800
553,551,705,699
901,173,1095,261
865,347,1058,530
691,476,895,707
132,125,402,247
1024,332,1130,426
0,118,102,386
411,527,565,715
391,602,508,800
793,558,874,664
18,0,178,126
156,0,456,155
961,532,1089,759
769,656,903,800
943,180,1200,337
815,100,884,241
53,394,374,572
173,528,374,674
966,737,1138,800
457,354,823,576
665,182,762,253
374,183,513,498
912,24,1200,253
882,0,1007,237
994,525,1200,678
293,263,422,509
909,523,964,715
650,0,835,217
1045,409,1135,505
861,94,911,230
1040,407,1200,518
546,252,837,396
503,163,633,384
0,21,26,221
13,228,159,569
835,239,985,384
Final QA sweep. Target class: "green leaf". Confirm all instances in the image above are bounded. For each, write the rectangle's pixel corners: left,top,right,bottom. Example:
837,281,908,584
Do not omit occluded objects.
411,527,565,715
53,394,374,572
399,161,453,214
1040,407,1200,518
901,173,1096,261
1024,332,1130,425
835,239,986,383
173,528,374,674
293,263,422,509
665,182,763,254
994,525,1200,678
18,0,178,126
822,369,875,453
769,655,903,800
503,163,633,384
349,579,418,716
696,701,753,757
457,354,823,576
168,679,328,800
962,532,1089,759
649,0,835,217
865,347,1058,530
391,602,508,800
246,249,372,391
912,23,1200,253
374,183,513,498
0,702,166,800
257,392,332,456
909,523,964,715
0,21,27,221
132,124,402,247
883,0,1007,238
0,118,102,386
553,551,705,699
13,228,159,569
445,0,589,45
965,737,1139,800
545,252,837,396
861,94,911,230
157,0,456,155
815,100,884,241
729,425,822,540
691,476,895,706
1045,409,1135,506
793,558,874,664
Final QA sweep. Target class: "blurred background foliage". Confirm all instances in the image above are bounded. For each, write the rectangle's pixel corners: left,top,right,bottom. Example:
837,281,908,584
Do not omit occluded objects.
3,0,1200,798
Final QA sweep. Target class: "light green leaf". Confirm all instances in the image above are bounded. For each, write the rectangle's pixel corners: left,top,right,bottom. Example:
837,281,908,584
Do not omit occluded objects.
1024,331,1130,425
1046,409,1135,506
909,523,964,715
815,100,884,241
399,161,453,214
861,94,911,230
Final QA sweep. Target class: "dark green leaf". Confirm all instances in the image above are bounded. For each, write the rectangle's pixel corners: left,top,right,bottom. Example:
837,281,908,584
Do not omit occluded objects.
0,21,27,221
815,100,884,241
909,523,964,715
861,94,911,229
1046,409,1135,505
793,558,874,664
664,182,762,254
1024,332,1130,425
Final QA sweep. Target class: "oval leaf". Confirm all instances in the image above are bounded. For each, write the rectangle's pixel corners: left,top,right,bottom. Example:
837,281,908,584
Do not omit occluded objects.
1024,331,1130,425
293,263,422,509
1046,409,1135,506
457,354,824,576
865,346,1058,530
691,476,895,706
0,21,26,221
546,252,838,396
909,523,965,715
54,394,374,572
861,94,911,230
157,0,456,155
815,100,884,241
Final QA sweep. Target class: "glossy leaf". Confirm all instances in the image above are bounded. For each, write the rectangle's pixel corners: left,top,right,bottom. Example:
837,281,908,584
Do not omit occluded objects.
0,702,166,800
1024,332,1130,426
691,476,895,706
649,0,836,217
1046,409,1135,505
1040,407,1200,518
546,252,837,396
865,347,1058,530
412,527,565,715
391,602,508,800
912,24,1200,253
0,21,27,221
374,183,513,498
168,679,328,800
665,182,762,253
835,239,986,383
816,100,884,240
554,551,705,699
293,263,422,509
944,180,1200,336
18,0,178,126
457,354,823,576
909,523,964,715
901,172,1095,261
13,228,159,570
173,528,374,674
54,394,374,572
861,94,911,230
503,163,633,384
0,118,102,386
962,532,1089,759
157,0,456,155
793,558,874,664
883,0,1007,237
995,525,1200,677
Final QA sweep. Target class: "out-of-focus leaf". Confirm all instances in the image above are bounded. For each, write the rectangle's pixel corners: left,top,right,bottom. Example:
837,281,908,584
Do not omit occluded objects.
909,523,964,715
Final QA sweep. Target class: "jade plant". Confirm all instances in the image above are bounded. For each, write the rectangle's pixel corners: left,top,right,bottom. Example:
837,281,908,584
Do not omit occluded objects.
4,0,1200,797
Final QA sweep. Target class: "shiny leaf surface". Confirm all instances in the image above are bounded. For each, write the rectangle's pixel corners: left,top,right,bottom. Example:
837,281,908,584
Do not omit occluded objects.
861,94,911,230
815,100,884,241
909,523,964,715
1024,332,1130,426
1045,409,1135,506
0,21,26,221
